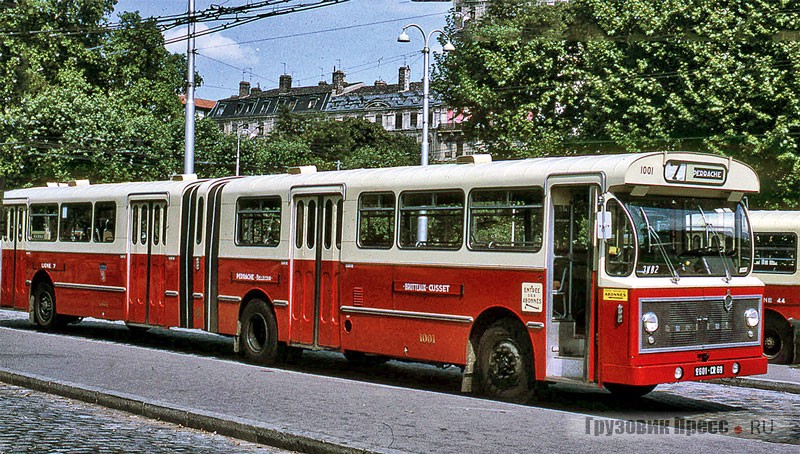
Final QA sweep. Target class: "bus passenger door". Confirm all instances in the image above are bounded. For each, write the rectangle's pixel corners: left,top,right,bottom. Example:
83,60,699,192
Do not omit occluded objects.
546,183,597,382
128,200,168,325
291,191,343,349
1,205,27,310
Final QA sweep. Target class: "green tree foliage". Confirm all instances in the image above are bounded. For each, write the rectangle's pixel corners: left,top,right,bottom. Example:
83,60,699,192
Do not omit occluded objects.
436,0,800,208
0,0,191,188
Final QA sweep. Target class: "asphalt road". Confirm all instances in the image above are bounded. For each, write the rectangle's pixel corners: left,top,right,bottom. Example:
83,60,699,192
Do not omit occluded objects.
0,310,797,453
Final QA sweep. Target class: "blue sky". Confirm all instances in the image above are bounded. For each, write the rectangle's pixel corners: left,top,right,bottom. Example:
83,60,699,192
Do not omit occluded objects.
113,1,453,101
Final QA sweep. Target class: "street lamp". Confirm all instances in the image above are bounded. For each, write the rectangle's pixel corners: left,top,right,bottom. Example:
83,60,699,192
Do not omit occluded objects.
398,24,455,167
398,24,454,244
235,125,253,176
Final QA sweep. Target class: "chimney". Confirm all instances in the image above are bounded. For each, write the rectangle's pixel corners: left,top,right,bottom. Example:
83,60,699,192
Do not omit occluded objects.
332,69,346,94
279,74,292,93
239,81,251,97
399,65,410,92
374,79,387,87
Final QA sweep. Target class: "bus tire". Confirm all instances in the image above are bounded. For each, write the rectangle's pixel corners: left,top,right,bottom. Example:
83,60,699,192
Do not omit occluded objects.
764,313,793,364
605,383,657,399
33,282,58,330
475,319,534,403
240,299,279,365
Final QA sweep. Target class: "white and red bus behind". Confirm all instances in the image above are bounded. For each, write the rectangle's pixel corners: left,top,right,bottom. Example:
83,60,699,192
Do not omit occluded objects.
749,211,800,364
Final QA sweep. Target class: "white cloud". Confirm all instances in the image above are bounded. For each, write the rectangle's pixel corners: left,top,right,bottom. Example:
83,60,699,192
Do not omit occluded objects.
163,23,258,66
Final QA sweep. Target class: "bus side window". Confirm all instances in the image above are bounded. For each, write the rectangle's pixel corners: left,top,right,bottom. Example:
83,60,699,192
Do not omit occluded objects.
94,202,116,243
399,190,463,250
468,188,543,251
236,197,281,247
29,204,58,242
2,207,11,241
357,192,395,249
196,197,204,245
605,200,635,277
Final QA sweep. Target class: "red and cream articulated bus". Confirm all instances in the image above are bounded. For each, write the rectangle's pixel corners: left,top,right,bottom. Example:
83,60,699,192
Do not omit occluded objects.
1,152,767,400
749,211,800,364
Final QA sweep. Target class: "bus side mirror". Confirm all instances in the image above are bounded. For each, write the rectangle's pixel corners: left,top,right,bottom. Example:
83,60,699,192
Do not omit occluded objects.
596,210,613,240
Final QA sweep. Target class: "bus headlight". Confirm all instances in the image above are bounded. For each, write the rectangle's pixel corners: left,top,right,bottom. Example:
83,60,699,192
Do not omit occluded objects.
642,312,659,333
744,308,759,327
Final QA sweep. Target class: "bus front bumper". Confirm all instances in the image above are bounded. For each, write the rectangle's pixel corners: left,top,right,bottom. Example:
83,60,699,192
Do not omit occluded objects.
601,356,768,386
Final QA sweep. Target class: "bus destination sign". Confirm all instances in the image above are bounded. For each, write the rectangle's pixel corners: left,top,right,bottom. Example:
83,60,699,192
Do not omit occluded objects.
664,161,727,185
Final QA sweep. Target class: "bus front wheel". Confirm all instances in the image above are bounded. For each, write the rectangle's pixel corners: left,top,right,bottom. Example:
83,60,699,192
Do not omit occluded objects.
475,319,534,403
33,282,59,330
240,299,280,365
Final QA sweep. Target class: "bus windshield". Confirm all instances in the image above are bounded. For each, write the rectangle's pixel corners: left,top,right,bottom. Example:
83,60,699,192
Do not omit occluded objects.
616,196,752,278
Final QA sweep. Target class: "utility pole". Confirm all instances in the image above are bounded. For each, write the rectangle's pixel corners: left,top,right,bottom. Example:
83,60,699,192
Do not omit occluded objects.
184,0,196,175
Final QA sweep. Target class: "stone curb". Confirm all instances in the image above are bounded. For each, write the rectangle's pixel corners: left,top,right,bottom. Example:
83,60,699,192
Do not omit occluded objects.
0,369,376,454
710,377,800,395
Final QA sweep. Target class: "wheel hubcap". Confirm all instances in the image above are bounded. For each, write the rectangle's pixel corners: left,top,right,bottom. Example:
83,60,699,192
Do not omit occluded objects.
488,340,521,389
246,313,268,353
763,330,781,358
38,293,53,321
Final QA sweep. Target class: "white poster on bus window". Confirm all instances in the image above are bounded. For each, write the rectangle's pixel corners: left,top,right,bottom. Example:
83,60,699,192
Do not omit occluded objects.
521,282,543,313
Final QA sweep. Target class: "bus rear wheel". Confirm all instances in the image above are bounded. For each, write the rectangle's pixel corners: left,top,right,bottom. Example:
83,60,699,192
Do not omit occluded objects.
764,313,794,364
240,299,280,365
33,282,59,330
475,320,534,403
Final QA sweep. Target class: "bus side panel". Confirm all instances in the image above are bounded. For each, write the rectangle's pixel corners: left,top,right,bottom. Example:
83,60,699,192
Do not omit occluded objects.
163,256,181,327
13,249,27,310
763,284,800,322
215,257,288,337
148,253,166,326
192,256,205,329
27,251,127,320
291,257,316,345
340,263,548,367
0,249,13,308
317,259,340,347
128,250,148,324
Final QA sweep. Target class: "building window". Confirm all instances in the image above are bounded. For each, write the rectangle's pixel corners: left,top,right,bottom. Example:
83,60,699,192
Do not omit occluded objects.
395,112,403,130
236,197,281,247
410,112,419,129
399,190,463,250
358,192,395,249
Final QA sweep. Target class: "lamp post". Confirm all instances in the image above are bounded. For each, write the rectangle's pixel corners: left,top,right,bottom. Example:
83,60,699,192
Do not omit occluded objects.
398,24,454,244
235,125,253,176
398,24,455,167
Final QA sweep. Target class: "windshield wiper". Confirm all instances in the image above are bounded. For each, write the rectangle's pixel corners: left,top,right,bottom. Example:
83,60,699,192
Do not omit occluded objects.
697,206,732,282
640,207,680,283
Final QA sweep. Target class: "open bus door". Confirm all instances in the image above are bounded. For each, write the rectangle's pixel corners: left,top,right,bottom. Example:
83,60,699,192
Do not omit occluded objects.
290,187,343,349
127,198,168,326
546,180,601,383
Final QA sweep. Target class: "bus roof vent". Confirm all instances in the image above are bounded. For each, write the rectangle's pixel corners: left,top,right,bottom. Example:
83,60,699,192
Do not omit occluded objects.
288,165,317,175
171,173,198,181
68,179,90,187
456,154,492,165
